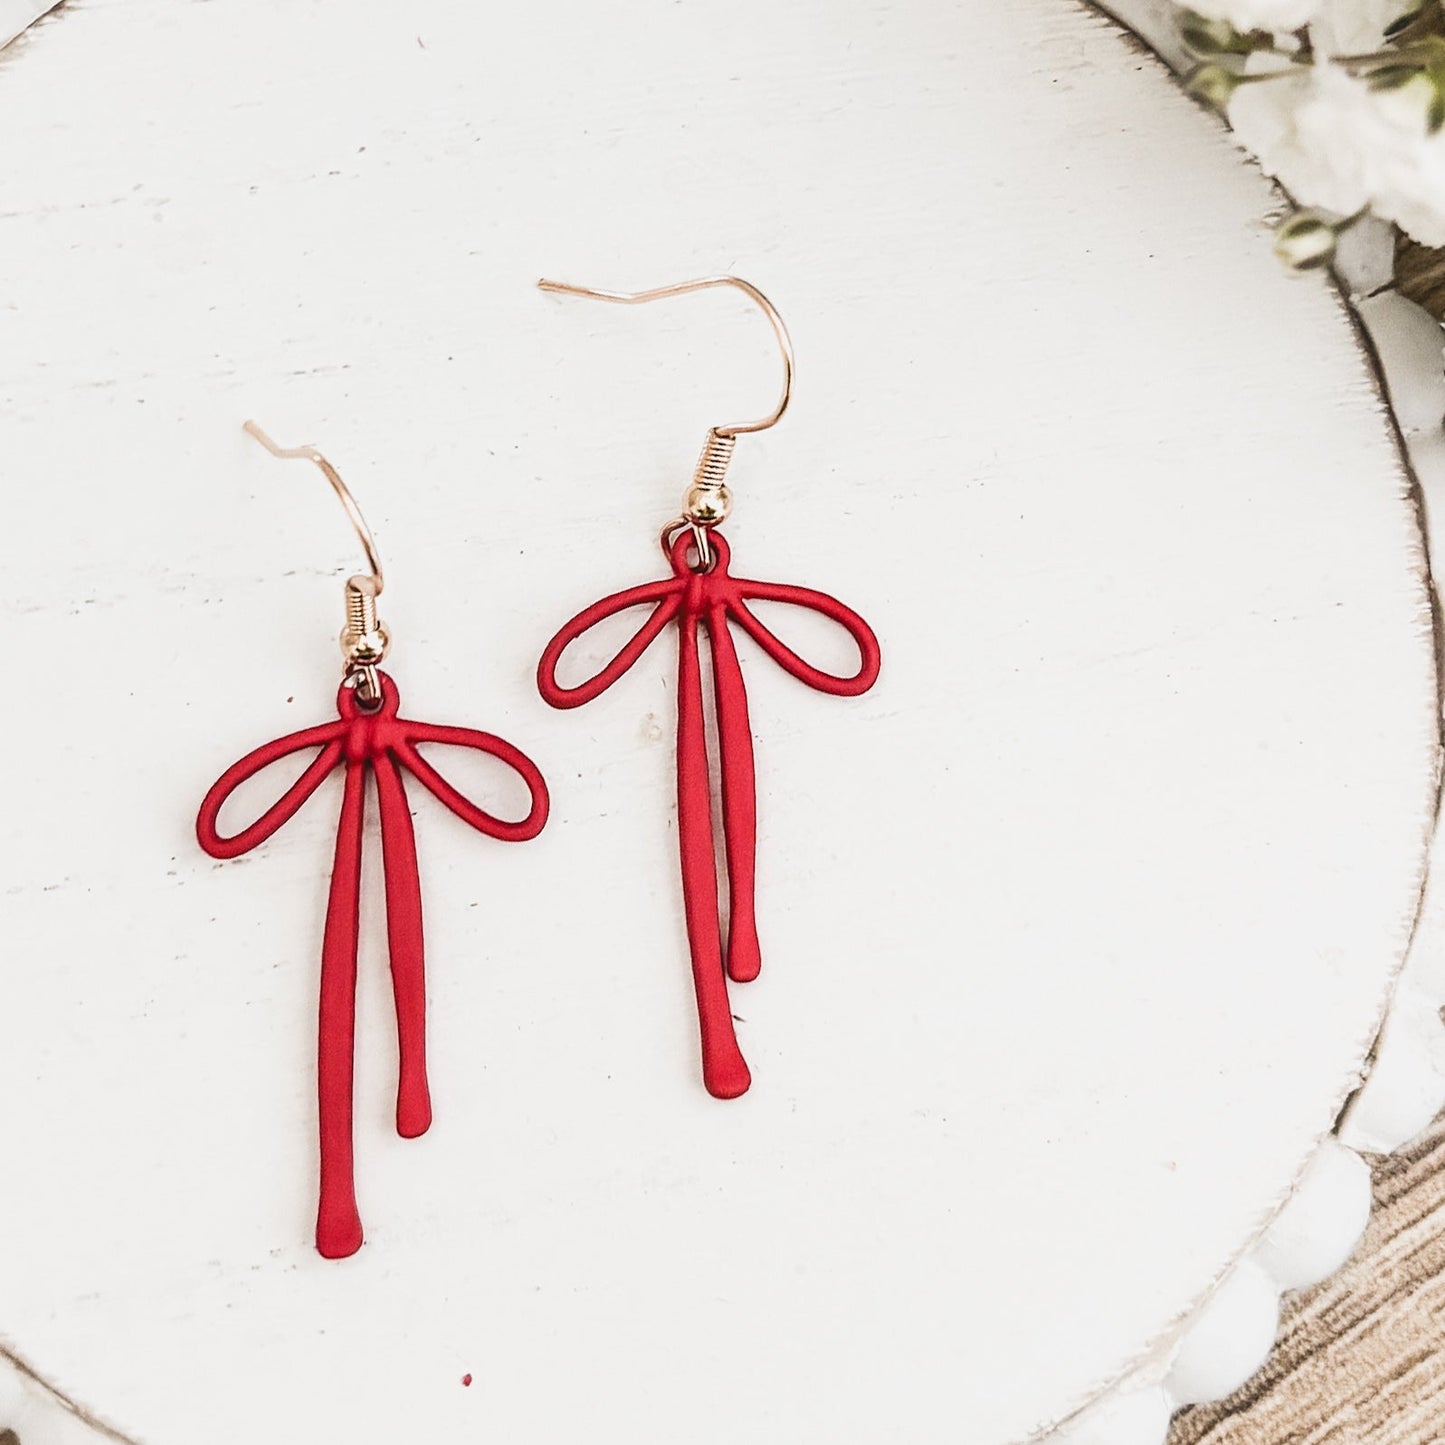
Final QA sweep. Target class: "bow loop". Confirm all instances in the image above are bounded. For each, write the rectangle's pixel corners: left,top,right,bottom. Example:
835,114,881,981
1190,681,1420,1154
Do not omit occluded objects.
729,580,881,697
397,724,549,842
196,721,347,860
537,578,684,708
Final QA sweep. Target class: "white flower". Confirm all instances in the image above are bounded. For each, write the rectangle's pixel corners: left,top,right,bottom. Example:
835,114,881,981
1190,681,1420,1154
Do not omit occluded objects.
1312,0,1417,54
1183,0,1412,43
1185,0,1322,33
1230,59,1371,213
1342,78,1445,243
1229,57,1445,245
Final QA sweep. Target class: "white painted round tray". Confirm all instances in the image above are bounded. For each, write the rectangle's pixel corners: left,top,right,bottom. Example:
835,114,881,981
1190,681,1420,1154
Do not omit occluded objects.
0,2,1436,1443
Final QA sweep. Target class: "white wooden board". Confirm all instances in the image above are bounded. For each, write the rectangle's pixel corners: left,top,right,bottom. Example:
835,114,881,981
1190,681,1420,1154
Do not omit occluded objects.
0,2,56,50
0,3,1437,1442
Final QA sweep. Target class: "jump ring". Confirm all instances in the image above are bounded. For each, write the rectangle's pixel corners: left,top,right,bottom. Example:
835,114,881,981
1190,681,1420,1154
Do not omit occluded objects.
343,663,384,712
658,517,717,574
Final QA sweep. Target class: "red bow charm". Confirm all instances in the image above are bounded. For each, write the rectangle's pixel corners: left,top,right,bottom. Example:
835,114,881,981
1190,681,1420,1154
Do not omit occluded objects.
197,673,548,1258
539,530,880,1099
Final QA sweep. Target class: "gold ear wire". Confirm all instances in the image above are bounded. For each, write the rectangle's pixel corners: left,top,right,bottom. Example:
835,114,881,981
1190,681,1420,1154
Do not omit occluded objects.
536,274,794,438
243,420,390,706
537,275,795,570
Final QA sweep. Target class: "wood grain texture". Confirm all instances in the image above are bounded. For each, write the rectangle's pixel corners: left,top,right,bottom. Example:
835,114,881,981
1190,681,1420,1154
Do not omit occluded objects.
1170,1110,1445,1445
1396,237,1445,323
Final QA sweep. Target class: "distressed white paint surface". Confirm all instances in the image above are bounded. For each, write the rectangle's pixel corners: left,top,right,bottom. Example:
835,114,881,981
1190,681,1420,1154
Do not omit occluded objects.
1340,285,1445,1157
0,1,56,49
0,3,1436,1444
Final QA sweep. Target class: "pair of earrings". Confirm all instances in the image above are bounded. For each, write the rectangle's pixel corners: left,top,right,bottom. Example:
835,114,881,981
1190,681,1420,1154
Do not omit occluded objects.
196,276,882,1259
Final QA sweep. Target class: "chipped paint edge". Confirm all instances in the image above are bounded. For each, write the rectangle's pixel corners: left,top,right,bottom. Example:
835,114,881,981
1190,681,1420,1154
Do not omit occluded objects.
1039,5,1445,1441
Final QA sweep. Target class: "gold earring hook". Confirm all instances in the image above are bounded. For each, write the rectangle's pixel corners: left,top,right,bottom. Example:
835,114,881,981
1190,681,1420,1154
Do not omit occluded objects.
243,420,385,591
242,419,390,706
536,275,795,572
536,275,794,438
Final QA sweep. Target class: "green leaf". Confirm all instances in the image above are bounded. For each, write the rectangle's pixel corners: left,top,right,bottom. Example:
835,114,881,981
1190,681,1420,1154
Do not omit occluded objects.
1385,4,1431,41
1184,63,1244,108
1179,10,1256,58
1367,63,1425,90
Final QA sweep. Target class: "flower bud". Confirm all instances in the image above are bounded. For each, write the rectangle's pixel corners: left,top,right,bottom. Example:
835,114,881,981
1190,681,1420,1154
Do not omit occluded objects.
1273,210,1342,270
1185,63,1247,109
1179,11,1255,58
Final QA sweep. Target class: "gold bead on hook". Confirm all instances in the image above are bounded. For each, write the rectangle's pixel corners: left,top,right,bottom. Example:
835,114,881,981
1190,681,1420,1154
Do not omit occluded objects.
536,274,794,570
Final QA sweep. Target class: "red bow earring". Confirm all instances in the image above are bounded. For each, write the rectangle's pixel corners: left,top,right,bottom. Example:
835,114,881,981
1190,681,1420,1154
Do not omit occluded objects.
197,423,548,1258
535,277,881,1099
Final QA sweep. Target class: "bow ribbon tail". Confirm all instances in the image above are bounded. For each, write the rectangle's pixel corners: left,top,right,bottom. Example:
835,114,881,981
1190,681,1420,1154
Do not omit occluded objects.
676,607,752,1100
315,758,367,1261
373,750,432,1140
706,601,761,984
